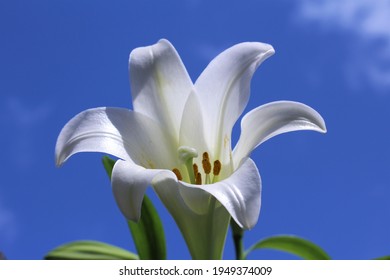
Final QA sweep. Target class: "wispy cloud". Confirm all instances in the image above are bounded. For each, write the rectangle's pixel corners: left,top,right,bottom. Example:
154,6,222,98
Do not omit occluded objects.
0,198,17,246
295,0,390,93
4,97,53,126
194,42,231,62
1,97,54,167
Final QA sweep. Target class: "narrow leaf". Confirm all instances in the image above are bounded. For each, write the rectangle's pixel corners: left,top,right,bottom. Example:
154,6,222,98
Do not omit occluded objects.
102,156,116,179
128,196,166,260
44,240,139,260
374,256,390,260
246,235,331,260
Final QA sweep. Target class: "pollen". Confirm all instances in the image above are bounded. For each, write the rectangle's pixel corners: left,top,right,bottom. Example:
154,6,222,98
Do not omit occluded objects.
195,172,202,185
202,157,211,175
202,152,212,174
172,168,182,181
193,163,199,176
213,160,221,176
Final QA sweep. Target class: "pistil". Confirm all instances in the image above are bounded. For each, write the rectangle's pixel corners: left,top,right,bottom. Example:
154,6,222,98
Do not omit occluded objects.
178,146,198,184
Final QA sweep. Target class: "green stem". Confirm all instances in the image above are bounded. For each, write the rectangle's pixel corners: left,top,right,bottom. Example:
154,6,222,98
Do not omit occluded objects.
207,196,222,260
230,220,245,260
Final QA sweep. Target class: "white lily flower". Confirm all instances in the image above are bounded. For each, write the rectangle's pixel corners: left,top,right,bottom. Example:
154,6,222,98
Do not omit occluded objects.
55,39,326,259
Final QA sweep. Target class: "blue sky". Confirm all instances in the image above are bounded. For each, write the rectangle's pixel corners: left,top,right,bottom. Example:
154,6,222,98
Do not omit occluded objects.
1,0,390,260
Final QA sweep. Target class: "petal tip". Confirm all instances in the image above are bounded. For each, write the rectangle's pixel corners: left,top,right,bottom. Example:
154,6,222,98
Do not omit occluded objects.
55,158,63,168
54,145,66,167
313,112,327,134
320,121,327,133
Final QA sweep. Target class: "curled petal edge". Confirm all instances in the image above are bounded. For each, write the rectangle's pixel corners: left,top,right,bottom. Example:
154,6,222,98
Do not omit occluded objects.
233,101,327,167
111,160,172,222
171,158,261,230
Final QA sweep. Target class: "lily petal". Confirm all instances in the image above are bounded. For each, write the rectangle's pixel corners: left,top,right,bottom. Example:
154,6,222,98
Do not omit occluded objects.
192,158,261,229
152,173,231,260
111,160,169,221
130,39,194,141
179,91,208,161
55,107,176,169
233,101,327,167
195,42,275,164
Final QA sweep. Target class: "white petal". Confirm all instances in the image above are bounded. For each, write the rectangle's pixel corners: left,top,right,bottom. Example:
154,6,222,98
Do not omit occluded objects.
55,107,177,169
130,39,194,141
193,158,261,229
178,92,208,161
195,42,275,164
111,160,170,221
233,101,327,167
152,173,230,259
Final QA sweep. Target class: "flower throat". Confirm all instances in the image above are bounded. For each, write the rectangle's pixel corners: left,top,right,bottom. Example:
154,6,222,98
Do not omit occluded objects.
173,146,221,185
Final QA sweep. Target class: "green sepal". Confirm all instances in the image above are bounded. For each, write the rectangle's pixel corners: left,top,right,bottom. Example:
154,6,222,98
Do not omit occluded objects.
101,156,166,260
245,234,331,260
44,240,139,260
127,195,166,260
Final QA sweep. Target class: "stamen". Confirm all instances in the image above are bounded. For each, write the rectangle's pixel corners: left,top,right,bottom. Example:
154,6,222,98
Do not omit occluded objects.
193,163,198,176
211,160,222,184
202,152,211,174
201,152,212,184
172,168,182,181
213,160,221,176
195,172,202,185
202,159,211,174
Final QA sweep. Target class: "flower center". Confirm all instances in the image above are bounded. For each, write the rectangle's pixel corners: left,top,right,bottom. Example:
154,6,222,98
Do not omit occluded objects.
173,146,221,185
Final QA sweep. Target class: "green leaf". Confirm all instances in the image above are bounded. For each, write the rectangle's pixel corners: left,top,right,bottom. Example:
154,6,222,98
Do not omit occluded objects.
128,195,166,260
44,240,139,260
246,235,331,260
374,256,390,260
101,156,166,260
102,156,116,179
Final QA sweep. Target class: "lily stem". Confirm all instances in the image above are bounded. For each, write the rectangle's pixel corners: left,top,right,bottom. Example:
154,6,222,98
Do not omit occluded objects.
230,220,245,260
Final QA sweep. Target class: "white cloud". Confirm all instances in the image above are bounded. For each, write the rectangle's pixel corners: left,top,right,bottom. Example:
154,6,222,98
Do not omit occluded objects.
295,0,390,93
296,0,390,38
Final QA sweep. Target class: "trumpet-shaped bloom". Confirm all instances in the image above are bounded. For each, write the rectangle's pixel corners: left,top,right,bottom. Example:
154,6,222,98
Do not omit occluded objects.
55,39,326,259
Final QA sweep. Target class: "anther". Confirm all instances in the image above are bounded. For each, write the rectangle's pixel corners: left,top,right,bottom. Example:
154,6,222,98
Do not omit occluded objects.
172,168,182,181
202,159,211,174
193,163,198,176
213,160,221,176
202,152,211,174
195,172,202,185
